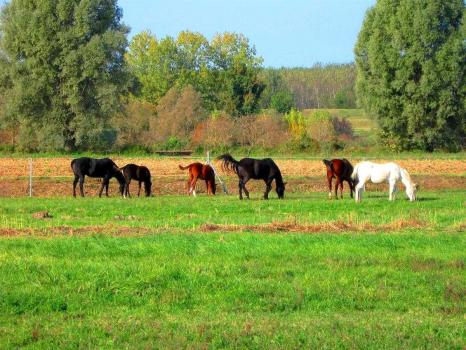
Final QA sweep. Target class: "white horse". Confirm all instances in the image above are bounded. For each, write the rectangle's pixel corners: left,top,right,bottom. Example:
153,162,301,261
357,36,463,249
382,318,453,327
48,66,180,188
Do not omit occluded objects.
351,161,418,202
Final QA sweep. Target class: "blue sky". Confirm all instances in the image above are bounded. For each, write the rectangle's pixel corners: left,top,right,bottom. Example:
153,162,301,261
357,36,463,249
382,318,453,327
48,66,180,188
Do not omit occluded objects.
117,0,376,68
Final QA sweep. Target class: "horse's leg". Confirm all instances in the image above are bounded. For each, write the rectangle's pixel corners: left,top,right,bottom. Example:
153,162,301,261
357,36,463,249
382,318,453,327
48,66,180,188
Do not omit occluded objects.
238,179,243,200
105,180,109,197
264,179,272,200
187,173,194,195
349,180,354,199
327,176,333,199
389,180,396,201
126,178,132,198
99,179,105,198
205,180,210,195
340,181,344,199
355,180,365,202
79,176,85,197
334,176,340,199
73,175,79,197
242,178,250,199
138,181,142,197
191,176,198,197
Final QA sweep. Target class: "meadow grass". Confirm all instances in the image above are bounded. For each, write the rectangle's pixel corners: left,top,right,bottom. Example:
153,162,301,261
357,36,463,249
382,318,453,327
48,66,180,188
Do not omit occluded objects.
0,191,464,348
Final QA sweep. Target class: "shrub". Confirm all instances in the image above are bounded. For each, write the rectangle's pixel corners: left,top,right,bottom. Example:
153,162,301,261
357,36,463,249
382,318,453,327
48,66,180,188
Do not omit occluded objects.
151,85,207,147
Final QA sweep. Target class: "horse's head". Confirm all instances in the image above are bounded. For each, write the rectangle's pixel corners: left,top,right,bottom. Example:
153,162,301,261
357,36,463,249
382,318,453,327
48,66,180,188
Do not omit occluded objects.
276,181,287,199
213,182,217,195
144,180,152,197
113,171,126,196
407,183,419,201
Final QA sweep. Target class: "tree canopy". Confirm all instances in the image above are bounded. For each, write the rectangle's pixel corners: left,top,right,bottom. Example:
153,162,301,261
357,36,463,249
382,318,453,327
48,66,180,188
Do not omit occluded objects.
126,31,264,116
355,0,465,151
0,0,131,151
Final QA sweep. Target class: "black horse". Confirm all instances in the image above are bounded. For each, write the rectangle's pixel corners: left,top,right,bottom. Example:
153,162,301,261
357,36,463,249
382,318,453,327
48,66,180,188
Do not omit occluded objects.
121,164,152,197
217,154,286,199
71,157,126,197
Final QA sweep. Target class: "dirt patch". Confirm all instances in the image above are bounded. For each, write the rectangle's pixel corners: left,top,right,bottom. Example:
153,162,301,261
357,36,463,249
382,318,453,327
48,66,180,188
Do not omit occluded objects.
200,218,426,234
0,225,153,237
0,175,464,197
0,157,464,177
32,211,52,219
0,218,427,237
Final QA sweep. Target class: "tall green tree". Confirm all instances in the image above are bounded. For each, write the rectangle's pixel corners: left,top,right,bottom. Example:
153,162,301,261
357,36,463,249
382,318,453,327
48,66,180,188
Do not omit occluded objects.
355,0,465,151
0,0,131,151
126,31,264,116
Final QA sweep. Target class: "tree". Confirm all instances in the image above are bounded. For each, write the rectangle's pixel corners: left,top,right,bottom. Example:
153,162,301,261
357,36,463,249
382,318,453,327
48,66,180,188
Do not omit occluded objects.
126,31,264,116
0,0,131,151
270,90,294,114
355,0,465,151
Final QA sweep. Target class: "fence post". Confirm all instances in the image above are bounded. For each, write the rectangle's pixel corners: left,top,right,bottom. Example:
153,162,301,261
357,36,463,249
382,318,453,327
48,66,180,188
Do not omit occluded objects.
29,158,32,197
206,151,228,194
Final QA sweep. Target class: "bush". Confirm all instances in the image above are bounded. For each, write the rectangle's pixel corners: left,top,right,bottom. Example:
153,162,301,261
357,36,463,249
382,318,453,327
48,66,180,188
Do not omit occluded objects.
191,112,236,149
270,91,294,114
234,114,289,149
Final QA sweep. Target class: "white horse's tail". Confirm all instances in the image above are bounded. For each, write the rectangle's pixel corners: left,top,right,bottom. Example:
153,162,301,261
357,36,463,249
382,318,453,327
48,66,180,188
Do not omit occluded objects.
351,163,360,181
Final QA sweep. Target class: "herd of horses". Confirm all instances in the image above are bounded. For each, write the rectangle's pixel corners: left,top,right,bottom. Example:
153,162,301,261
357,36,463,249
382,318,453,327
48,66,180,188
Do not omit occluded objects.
70,154,418,202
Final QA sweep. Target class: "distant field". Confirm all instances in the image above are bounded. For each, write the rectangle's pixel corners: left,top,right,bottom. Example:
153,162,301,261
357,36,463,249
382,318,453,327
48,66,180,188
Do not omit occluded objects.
303,108,378,137
0,191,465,348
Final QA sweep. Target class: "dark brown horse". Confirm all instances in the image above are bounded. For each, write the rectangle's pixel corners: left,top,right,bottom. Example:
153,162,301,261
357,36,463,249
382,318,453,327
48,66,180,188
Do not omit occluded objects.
121,164,152,197
218,154,286,199
323,158,355,199
179,162,216,196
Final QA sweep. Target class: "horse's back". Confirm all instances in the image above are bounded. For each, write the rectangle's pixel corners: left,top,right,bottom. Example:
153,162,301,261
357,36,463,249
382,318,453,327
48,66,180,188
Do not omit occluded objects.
355,161,402,183
238,157,280,179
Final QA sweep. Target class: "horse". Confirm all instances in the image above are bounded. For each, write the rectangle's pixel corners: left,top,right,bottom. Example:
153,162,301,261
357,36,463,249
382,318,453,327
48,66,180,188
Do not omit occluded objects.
179,162,216,196
351,161,418,202
217,154,286,200
71,157,126,197
121,164,152,197
322,158,355,199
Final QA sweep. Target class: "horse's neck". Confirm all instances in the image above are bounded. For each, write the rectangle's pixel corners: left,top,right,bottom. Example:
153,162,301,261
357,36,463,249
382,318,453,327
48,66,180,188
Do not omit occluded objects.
399,168,414,189
275,171,284,185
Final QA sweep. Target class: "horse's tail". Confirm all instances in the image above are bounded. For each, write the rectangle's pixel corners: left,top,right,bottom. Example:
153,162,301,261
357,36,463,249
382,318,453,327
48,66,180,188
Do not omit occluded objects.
351,163,359,181
179,164,192,171
70,159,75,172
322,159,333,171
217,154,239,174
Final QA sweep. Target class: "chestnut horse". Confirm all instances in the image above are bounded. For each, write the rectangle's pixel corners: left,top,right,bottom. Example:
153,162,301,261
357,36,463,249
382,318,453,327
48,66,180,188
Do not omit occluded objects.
322,158,355,199
179,162,216,196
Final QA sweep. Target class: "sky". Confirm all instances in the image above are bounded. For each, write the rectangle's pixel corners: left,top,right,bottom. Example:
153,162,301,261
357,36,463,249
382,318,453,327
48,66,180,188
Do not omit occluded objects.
117,0,377,68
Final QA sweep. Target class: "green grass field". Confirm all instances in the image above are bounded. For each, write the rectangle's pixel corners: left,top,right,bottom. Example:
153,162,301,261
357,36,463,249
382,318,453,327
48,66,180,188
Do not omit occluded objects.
0,190,465,348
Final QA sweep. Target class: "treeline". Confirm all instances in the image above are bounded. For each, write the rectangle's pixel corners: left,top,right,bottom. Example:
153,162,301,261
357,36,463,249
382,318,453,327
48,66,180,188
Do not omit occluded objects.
260,64,357,111
125,31,356,114
0,9,356,153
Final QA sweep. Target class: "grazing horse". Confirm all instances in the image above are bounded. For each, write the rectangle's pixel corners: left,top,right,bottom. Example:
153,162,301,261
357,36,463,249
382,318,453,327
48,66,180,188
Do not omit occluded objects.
351,161,418,202
322,158,355,199
179,162,216,196
121,164,152,197
217,154,286,200
71,157,126,197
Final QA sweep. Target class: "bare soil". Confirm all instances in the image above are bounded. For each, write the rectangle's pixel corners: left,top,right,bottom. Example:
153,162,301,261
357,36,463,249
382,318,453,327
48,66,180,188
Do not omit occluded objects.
0,174,464,197
0,157,464,177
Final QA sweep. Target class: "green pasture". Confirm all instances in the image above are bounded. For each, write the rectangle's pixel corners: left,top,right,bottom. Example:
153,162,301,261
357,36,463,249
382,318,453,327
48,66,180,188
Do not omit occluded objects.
0,191,465,348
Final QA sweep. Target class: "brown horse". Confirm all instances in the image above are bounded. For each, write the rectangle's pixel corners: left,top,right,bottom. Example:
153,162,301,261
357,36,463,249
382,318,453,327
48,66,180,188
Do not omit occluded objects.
179,162,216,196
121,164,152,197
323,158,355,199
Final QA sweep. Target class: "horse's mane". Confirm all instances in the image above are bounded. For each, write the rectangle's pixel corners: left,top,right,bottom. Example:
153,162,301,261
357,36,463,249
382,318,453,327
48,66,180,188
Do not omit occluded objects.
217,154,239,174
400,167,414,185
